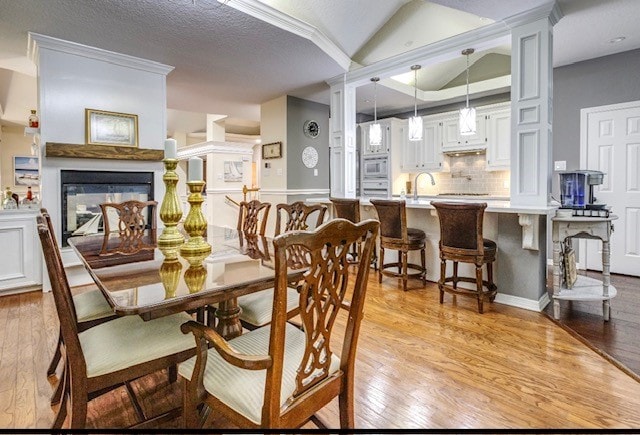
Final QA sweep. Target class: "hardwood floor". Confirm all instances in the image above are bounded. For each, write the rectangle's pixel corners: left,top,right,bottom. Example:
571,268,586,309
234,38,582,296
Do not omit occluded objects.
2,273,640,429
544,269,640,381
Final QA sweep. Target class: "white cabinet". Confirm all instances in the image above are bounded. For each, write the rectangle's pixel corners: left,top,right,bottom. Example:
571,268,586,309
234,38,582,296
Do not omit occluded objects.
486,108,511,170
441,114,487,151
360,118,393,155
400,119,444,172
0,211,43,293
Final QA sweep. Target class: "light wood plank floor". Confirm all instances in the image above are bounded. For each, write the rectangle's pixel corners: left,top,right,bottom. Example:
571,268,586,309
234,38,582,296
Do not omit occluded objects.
1,274,640,429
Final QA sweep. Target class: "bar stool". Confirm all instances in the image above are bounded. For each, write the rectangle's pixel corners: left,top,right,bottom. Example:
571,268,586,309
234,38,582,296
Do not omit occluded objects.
431,201,497,314
329,197,377,270
370,199,426,291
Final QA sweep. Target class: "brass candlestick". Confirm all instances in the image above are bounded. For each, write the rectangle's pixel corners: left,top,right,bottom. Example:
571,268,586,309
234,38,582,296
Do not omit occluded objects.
158,158,185,252
181,250,208,294
180,180,212,257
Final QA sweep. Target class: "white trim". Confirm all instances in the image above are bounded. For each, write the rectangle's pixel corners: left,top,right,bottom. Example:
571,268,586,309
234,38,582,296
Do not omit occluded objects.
503,1,563,28
218,0,350,71
260,188,330,195
177,141,255,159
494,292,550,312
28,33,174,75
206,187,248,195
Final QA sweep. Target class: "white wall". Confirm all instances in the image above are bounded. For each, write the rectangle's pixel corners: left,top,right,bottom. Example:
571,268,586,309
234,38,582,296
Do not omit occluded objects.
30,34,173,287
0,125,39,198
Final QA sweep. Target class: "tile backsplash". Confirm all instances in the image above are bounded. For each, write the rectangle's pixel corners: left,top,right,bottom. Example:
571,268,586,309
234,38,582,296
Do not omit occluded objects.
407,154,510,197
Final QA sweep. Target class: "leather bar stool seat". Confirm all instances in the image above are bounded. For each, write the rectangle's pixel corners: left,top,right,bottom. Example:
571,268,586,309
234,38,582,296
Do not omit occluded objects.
370,199,427,291
407,227,426,242
431,201,497,314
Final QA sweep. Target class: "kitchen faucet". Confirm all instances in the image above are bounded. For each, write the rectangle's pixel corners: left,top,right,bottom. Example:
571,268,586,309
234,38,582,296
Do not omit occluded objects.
413,171,436,200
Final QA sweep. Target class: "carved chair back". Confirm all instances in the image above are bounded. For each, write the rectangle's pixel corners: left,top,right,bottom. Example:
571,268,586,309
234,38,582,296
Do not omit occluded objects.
267,218,378,422
237,199,271,237
182,218,379,428
99,200,157,255
274,201,327,236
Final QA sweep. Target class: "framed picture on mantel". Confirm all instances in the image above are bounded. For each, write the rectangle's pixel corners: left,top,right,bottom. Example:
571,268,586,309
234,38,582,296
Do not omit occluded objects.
85,109,138,147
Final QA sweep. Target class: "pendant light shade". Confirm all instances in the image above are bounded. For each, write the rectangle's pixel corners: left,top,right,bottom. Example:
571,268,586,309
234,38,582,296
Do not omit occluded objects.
408,65,422,141
369,77,382,147
459,48,476,136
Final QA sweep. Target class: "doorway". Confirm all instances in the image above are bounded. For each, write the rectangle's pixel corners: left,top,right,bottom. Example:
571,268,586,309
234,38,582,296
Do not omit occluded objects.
581,101,640,276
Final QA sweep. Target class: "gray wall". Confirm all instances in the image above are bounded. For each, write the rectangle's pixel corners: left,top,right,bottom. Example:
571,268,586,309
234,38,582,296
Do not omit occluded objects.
286,96,330,191
553,48,640,196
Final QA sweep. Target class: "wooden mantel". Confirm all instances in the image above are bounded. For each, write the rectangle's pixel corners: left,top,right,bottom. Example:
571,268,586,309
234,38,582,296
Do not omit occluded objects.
45,142,164,161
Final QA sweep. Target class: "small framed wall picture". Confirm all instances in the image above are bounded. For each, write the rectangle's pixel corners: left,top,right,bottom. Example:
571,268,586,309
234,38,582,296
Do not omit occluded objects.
262,141,282,159
85,109,139,147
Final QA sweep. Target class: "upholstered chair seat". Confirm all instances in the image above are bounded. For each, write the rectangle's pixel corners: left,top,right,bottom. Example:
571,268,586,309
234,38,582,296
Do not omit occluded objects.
237,287,300,328
73,290,114,322
407,227,427,242
179,322,340,425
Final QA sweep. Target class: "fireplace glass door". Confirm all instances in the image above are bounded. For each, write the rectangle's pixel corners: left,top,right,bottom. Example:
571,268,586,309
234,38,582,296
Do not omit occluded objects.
61,170,154,246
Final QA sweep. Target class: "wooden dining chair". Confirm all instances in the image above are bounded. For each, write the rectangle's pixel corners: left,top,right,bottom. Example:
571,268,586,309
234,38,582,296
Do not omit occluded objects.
237,199,271,237
274,201,327,235
37,214,196,429
179,218,379,429
40,209,117,406
99,199,157,255
237,201,327,329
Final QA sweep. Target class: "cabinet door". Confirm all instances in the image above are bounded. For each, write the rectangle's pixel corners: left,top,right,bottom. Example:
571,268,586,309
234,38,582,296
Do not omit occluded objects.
442,118,461,150
0,214,42,292
486,110,511,170
400,125,420,172
420,120,443,171
460,114,487,146
442,114,487,149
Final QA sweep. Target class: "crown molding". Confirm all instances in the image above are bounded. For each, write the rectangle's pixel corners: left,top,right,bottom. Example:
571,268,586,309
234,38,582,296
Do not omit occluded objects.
218,0,351,71
177,140,255,159
503,1,564,28
28,32,174,76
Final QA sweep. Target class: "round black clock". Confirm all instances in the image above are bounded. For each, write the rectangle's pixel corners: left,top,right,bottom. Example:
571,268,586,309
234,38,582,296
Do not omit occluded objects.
303,120,319,139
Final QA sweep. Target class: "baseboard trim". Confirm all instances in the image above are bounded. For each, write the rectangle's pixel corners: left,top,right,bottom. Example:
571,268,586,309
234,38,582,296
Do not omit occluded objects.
494,292,550,312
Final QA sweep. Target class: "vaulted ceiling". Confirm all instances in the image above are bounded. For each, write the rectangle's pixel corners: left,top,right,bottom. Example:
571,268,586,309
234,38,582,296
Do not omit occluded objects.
1,0,639,136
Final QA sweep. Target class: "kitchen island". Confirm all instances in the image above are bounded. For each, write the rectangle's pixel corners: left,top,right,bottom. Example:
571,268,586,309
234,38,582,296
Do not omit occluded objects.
315,196,557,312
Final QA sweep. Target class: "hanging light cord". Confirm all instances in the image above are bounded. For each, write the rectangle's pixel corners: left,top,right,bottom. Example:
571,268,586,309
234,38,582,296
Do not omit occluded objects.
465,53,470,109
373,79,378,122
414,68,418,117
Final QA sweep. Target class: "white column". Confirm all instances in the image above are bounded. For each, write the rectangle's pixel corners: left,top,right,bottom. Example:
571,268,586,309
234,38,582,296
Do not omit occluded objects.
329,79,357,198
509,8,560,207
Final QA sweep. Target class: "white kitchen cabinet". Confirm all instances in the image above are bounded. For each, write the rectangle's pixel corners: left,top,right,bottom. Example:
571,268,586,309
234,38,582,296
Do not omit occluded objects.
441,114,487,151
360,118,393,155
486,108,511,170
401,119,443,172
0,210,43,293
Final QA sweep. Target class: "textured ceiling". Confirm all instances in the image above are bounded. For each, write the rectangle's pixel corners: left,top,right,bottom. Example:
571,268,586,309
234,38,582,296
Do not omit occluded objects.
1,0,640,134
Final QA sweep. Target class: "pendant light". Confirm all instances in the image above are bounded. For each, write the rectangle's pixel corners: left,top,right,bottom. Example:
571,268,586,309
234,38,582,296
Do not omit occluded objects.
459,48,476,136
408,65,423,141
369,77,382,148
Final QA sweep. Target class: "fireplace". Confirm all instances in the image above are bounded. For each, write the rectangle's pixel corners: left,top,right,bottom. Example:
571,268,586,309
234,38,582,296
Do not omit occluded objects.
60,170,154,246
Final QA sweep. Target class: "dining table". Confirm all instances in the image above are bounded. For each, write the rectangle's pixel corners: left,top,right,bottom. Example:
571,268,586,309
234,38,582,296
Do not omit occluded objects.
68,225,303,339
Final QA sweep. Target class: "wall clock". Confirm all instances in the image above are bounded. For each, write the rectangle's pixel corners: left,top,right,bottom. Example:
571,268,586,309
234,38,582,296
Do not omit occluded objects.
302,146,319,168
303,120,319,139
262,141,282,159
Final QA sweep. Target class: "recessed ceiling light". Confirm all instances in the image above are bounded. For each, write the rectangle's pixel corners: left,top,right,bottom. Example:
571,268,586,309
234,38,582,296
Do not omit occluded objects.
364,99,371,103
609,36,626,44
404,40,413,47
